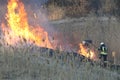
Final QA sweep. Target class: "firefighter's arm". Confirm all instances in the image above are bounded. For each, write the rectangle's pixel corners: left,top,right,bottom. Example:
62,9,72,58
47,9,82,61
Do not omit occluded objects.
98,47,101,51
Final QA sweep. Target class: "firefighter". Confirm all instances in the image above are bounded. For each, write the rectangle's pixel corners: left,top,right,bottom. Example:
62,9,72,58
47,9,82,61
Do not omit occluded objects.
98,42,108,66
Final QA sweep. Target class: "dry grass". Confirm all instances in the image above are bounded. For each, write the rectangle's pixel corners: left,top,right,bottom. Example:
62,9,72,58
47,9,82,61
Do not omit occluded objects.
51,16,120,64
46,0,90,20
0,44,119,80
46,0,119,20
0,1,120,80
47,4,65,20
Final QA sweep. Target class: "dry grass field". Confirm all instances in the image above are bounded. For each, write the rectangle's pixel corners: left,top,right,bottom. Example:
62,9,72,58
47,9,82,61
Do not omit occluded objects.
0,45,119,80
0,0,120,80
50,16,120,64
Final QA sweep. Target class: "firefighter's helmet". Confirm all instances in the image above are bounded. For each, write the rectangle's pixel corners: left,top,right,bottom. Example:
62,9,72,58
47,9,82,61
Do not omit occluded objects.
100,42,104,45
82,41,86,45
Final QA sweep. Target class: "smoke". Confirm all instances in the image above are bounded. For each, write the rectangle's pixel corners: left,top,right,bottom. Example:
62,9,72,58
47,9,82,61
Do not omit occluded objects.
22,0,76,52
21,0,53,35
21,0,59,49
0,0,74,52
23,0,48,7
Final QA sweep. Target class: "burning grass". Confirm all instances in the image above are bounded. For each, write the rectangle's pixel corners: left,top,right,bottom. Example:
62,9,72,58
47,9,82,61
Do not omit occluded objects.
0,0,120,79
0,0,97,61
1,0,53,49
0,45,119,80
51,16,120,64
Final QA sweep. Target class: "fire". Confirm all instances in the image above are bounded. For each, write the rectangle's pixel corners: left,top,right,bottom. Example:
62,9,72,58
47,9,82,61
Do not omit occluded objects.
1,0,53,49
78,43,96,60
0,0,96,60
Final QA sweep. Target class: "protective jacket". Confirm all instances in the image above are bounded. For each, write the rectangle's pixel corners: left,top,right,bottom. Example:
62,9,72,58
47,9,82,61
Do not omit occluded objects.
98,44,107,55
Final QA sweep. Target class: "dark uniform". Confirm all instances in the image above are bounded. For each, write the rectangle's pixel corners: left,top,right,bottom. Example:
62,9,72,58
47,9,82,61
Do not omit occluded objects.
98,43,108,62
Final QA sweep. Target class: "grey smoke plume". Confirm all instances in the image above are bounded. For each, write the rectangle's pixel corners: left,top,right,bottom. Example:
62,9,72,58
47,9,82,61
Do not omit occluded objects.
23,0,48,6
25,0,75,52
0,0,74,52
22,0,54,35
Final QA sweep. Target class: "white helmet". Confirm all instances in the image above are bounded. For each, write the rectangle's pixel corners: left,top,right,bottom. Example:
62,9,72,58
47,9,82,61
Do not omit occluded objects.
100,42,104,45
82,40,86,45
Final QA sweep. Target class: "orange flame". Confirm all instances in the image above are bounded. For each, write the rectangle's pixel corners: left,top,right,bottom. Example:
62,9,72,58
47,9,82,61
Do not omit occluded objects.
0,0,97,61
1,0,53,49
78,43,96,60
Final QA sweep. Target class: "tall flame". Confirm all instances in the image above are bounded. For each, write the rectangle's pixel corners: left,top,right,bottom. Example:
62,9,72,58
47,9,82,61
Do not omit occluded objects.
0,0,97,60
1,0,53,49
78,43,96,60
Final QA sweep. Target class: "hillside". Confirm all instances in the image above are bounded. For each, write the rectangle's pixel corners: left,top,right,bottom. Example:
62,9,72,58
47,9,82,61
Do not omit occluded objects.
50,17,120,64
45,0,119,20
0,0,120,80
0,46,119,80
